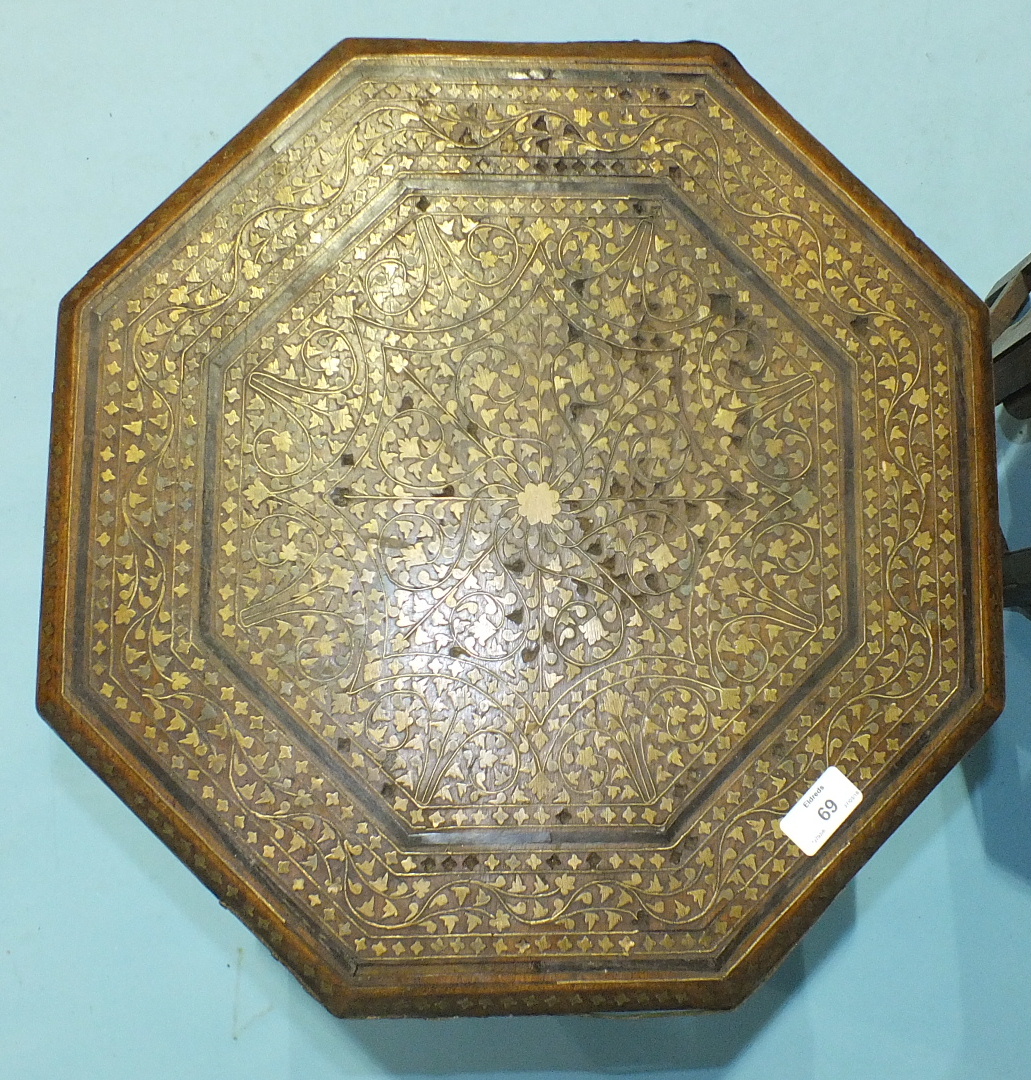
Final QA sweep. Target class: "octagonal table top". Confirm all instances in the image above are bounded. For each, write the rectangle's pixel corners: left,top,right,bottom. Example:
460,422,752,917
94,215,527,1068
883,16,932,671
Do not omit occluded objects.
39,39,1003,1017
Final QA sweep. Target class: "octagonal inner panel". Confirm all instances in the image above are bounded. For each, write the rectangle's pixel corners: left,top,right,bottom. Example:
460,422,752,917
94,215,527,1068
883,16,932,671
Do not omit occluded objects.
204,184,850,838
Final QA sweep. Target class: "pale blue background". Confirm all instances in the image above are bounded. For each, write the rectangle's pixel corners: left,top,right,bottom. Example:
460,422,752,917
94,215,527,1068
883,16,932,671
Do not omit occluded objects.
2,3,1031,1077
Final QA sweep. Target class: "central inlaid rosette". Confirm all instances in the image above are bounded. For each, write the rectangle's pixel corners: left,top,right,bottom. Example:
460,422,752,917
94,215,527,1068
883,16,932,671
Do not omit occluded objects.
516,482,561,525
210,190,846,834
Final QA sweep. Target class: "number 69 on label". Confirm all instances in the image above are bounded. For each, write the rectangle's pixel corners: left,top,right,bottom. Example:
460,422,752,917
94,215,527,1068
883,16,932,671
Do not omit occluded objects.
780,766,863,856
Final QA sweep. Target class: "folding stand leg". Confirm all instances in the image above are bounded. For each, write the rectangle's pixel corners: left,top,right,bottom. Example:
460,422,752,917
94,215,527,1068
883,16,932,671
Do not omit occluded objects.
992,252,1031,617
990,252,1031,415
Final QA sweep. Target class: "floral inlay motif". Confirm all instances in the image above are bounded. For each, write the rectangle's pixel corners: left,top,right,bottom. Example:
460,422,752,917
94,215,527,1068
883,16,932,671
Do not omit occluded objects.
59,51,983,991
212,193,845,831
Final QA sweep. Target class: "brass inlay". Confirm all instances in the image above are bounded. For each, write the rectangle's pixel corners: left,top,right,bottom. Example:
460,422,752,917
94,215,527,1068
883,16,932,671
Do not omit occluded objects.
71,57,967,974
211,191,844,835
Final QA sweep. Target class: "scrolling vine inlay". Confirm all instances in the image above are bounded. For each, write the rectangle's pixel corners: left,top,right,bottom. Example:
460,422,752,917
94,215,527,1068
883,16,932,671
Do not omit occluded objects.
42,43,999,1016
211,191,846,835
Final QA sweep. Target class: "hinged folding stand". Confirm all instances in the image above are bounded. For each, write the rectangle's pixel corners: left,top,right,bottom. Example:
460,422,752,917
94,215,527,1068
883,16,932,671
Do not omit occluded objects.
992,252,1031,615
